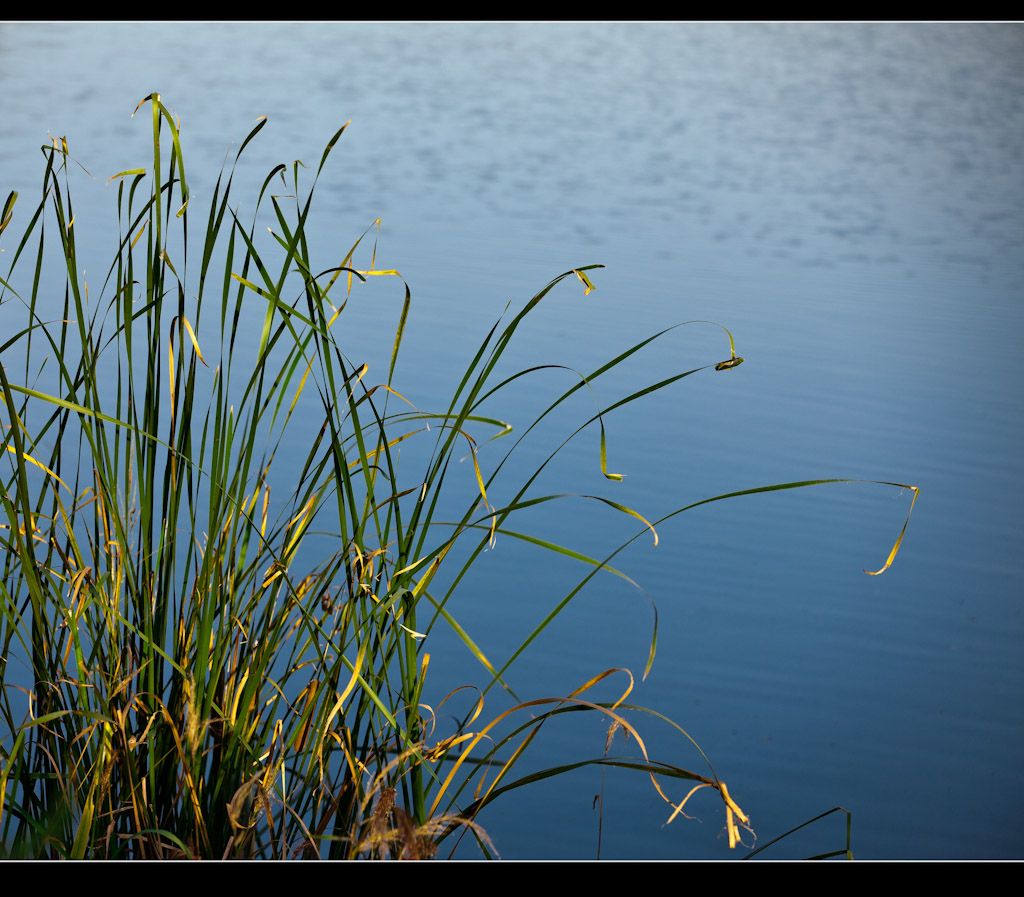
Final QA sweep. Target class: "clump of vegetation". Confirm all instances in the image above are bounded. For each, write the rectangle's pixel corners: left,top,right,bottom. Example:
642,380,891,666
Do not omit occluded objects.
0,95,916,859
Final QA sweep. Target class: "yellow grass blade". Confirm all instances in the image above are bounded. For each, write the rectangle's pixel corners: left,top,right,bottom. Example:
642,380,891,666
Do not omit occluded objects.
864,483,920,575
4,445,71,492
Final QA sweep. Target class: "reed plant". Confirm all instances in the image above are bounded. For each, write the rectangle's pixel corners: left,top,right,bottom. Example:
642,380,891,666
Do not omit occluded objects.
0,95,916,859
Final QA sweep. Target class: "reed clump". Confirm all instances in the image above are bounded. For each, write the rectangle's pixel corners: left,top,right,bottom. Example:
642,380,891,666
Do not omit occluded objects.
0,95,915,859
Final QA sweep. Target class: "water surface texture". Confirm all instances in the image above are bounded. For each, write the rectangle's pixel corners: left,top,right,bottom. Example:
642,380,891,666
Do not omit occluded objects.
1,22,1022,859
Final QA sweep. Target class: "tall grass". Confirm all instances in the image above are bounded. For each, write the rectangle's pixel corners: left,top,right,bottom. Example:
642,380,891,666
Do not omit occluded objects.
0,95,917,859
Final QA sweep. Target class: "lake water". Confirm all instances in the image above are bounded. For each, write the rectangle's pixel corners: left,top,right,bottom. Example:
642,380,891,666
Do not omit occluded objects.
1,22,1022,859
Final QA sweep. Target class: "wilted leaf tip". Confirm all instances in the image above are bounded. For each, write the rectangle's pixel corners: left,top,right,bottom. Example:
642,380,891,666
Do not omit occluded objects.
573,269,597,295
864,484,919,575
715,356,744,371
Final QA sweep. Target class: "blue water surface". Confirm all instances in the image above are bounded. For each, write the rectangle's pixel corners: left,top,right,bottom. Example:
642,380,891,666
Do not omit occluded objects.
1,22,1022,859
